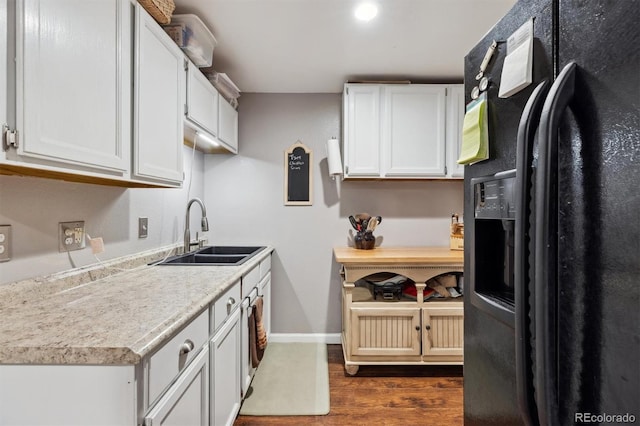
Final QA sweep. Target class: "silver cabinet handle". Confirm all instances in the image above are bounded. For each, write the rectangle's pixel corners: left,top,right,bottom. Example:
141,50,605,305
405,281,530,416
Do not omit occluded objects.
227,297,236,309
179,339,194,356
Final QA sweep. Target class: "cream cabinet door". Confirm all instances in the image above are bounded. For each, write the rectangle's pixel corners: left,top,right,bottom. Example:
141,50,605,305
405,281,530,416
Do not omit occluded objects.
186,62,219,138
422,304,464,358
343,84,381,177
446,85,465,178
16,0,130,173
133,4,184,185
217,96,238,153
383,85,447,177
350,306,421,356
144,347,209,426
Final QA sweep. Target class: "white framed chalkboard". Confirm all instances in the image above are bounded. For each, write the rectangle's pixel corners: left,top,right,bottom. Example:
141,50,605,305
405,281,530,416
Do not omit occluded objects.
284,141,313,206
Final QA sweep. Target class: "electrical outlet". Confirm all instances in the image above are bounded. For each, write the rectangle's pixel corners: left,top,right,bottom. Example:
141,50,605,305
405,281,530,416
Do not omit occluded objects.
0,225,11,262
138,217,148,238
59,221,85,252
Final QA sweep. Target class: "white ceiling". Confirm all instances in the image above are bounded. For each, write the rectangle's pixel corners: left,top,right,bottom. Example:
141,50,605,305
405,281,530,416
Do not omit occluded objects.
173,0,516,93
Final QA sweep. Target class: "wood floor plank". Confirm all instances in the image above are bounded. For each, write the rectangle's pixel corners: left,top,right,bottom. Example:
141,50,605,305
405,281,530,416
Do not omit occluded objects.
233,344,463,426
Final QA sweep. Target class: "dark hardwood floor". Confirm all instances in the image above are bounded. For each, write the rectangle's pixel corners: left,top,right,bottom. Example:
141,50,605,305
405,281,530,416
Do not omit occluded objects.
233,344,463,426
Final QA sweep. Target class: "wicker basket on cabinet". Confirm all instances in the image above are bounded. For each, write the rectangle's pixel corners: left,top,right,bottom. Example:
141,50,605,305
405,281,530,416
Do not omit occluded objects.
138,0,175,24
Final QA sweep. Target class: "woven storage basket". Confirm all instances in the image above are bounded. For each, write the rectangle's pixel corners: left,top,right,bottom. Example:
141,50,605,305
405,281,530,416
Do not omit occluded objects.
138,0,175,24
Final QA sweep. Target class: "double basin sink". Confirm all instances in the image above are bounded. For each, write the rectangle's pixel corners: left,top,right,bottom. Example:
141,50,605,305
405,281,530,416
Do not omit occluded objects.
156,246,266,266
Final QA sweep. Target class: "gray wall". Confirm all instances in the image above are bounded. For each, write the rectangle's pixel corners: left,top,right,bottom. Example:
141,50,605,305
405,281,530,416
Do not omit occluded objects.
0,146,206,284
0,94,464,336
204,93,463,335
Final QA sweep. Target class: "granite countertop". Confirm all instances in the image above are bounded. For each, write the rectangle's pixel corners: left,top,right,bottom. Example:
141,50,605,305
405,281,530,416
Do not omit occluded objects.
0,246,273,365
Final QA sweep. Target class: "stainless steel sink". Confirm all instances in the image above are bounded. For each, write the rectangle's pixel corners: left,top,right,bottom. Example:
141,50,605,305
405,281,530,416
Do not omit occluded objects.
155,246,266,266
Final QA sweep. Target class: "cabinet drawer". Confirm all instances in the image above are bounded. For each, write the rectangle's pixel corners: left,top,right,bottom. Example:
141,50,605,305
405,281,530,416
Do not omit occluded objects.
259,255,271,279
147,309,209,408
241,266,260,298
213,280,241,332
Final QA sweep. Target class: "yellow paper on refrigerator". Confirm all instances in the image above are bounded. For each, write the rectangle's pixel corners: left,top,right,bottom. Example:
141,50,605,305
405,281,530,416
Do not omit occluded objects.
457,96,489,165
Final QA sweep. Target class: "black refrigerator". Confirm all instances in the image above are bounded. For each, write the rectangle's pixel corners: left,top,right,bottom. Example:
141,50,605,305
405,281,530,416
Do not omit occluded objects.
463,1,639,425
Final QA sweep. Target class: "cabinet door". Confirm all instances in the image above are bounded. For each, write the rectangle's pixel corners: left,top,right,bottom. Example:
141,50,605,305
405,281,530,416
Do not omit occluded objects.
16,0,130,172
343,84,381,177
350,306,421,356
383,85,446,177
186,62,219,137
258,273,271,338
422,305,464,358
133,4,184,184
211,308,241,426
144,347,209,426
218,96,238,153
1,0,6,138
446,85,465,178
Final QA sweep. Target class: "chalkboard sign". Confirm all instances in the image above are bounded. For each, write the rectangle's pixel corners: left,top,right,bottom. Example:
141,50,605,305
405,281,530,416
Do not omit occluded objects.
284,141,313,205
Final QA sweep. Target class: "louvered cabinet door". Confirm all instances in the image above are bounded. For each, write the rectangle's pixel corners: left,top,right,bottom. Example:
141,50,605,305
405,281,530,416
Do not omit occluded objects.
422,304,464,358
350,307,421,356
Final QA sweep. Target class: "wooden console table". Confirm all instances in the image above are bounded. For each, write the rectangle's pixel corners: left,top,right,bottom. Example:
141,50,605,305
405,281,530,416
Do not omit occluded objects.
334,247,464,375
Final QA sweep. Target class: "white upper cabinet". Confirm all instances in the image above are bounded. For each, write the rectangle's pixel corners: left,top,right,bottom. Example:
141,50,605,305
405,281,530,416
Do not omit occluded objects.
217,96,238,153
343,83,464,179
133,3,184,185
446,85,465,178
383,85,446,177
1,0,7,142
14,0,131,174
183,62,239,154
186,62,219,138
343,84,381,177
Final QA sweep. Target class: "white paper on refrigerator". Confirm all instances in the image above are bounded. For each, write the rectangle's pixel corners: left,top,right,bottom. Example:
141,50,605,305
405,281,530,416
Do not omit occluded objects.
498,19,534,98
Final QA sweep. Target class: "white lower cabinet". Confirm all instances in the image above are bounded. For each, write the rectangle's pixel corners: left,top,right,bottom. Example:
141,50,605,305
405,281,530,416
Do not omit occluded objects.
144,347,209,426
258,272,272,339
0,254,273,426
0,365,137,426
211,307,241,426
240,288,258,397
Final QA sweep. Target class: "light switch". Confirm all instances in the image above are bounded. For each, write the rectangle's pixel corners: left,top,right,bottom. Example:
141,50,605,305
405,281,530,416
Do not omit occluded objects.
138,217,148,238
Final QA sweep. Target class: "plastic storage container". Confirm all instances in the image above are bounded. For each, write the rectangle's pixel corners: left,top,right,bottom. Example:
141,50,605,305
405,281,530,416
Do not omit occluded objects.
163,14,217,67
206,72,241,107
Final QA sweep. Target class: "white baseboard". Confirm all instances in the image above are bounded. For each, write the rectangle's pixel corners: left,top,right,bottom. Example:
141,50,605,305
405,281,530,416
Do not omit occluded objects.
268,333,341,344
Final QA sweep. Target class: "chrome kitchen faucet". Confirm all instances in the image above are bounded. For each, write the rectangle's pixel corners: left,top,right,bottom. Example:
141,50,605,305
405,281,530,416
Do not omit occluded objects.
184,198,209,253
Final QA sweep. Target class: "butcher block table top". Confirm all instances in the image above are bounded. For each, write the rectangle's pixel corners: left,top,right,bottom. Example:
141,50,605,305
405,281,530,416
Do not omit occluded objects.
333,246,464,265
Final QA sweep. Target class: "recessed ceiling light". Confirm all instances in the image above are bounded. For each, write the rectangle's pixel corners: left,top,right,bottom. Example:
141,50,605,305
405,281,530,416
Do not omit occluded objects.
354,2,378,22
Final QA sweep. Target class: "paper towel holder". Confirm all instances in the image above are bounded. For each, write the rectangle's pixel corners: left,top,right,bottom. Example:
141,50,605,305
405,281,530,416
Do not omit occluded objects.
326,137,343,180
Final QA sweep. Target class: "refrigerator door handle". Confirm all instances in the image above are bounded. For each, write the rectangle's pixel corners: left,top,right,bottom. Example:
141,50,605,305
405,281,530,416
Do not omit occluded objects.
535,62,577,426
515,80,549,426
